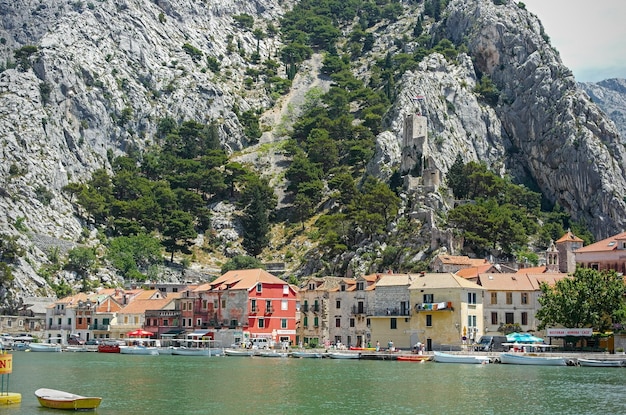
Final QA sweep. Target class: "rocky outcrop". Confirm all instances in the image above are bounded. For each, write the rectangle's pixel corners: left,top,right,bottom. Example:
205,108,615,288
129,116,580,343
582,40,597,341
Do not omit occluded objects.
579,78,626,141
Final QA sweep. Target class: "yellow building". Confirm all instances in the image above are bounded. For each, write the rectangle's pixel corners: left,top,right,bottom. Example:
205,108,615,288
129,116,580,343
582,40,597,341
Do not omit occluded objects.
409,272,485,351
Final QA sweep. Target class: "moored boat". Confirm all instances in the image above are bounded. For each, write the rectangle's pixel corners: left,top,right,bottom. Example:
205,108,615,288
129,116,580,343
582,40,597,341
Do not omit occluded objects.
172,347,210,356
29,343,62,352
35,388,102,410
119,345,159,355
98,341,121,353
577,358,624,367
327,352,361,359
291,351,323,358
433,351,490,364
397,355,431,362
224,348,256,357
499,353,569,366
257,350,289,358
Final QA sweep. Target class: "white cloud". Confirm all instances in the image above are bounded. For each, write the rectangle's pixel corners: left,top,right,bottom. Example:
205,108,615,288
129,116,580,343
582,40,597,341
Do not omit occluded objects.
521,0,626,81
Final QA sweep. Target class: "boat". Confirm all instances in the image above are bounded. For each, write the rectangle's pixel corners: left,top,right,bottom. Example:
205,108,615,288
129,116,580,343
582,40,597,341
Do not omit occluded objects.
349,346,376,351
291,351,323,358
327,352,361,359
64,345,88,352
119,345,159,355
156,346,176,355
396,355,431,362
257,350,289,358
499,353,569,366
433,351,490,364
577,358,624,367
224,348,256,357
172,347,210,356
29,343,62,352
35,388,102,410
98,341,121,353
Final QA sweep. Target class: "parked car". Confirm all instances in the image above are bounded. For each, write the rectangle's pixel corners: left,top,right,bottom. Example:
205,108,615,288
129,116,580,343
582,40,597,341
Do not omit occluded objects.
85,339,100,345
474,335,508,352
68,336,85,345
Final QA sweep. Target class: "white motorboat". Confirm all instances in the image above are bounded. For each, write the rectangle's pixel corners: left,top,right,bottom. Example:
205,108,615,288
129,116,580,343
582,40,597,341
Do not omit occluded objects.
29,343,62,352
224,348,256,357
119,345,159,355
433,351,490,364
172,347,210,356
326,352,361,359
577,358,624,367
291,351,323,358
499,353,569,366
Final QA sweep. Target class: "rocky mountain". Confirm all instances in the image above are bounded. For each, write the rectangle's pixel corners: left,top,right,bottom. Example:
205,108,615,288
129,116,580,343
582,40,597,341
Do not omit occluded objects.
1,0,626,304
579,78,626,141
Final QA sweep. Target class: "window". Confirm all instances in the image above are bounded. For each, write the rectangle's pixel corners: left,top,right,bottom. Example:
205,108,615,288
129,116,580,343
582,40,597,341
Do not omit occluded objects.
251,299,257,311
256,283,262,293
357,301,364,314
314,317,319,327
335,318,341,328
202,300,207,309
390,318,397,329
491,312,498,325
357,281,364,290
266,300,272,310
182,302,186,310
221,299,226,309
506,292,513,304
67,318,72,326
258,318,265,328
490,292,497,304
521,312,528,325
426,315,432,327
423,294,434,303
505,312,514,324
341,285,346,292
283,284,289,295
467,292,477,304
163,319,169,326
521,293,528,305
467,315,476,327
281,300,288,311
350,318,355,327
58,317,62,325
213,300,218,309
78,317,83,325
281,319,287,329
336,300,341,309
303,316,308,327
308,283,316,290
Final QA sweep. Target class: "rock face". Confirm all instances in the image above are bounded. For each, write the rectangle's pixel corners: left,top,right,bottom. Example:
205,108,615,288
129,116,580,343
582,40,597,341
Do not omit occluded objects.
579,78,626,142
1,0,626,299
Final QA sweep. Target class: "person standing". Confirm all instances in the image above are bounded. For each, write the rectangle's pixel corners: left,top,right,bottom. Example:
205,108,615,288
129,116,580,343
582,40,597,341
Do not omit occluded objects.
376,340,380,352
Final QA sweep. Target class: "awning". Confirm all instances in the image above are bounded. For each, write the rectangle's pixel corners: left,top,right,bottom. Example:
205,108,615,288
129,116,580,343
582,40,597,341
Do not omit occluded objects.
187,331,210,338
161,329,186,337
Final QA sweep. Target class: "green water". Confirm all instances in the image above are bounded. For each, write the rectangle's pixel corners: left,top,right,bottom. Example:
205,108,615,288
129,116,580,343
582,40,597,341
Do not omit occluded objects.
0,352,624,415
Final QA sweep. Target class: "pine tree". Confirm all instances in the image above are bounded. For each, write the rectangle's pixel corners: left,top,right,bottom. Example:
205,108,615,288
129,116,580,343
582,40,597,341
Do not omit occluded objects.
241,186,270,257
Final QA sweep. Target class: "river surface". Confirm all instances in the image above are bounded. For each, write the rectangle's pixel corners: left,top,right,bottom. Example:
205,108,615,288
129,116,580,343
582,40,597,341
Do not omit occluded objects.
0,351,624,415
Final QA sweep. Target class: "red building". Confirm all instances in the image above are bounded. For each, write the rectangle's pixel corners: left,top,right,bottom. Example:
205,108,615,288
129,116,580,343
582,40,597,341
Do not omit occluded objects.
201,269,298,345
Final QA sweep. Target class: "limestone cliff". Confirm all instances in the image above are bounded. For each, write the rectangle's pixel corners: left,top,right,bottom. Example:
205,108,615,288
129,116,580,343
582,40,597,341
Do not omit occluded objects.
1,0,625,301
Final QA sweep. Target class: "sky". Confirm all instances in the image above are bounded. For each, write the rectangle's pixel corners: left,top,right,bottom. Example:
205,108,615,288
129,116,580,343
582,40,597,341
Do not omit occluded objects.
521,0,626,82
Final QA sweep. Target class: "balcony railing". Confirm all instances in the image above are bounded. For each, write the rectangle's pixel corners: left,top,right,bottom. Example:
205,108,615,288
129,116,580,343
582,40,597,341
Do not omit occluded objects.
265,305,274,314
351,306,367,315
250,306,258,313
415,302,453,312
375,308,411,316
302,305,309,312
88,324,111,331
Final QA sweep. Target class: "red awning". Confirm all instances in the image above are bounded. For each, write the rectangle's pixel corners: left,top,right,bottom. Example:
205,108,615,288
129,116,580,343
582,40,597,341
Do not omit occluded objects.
126,329,154,337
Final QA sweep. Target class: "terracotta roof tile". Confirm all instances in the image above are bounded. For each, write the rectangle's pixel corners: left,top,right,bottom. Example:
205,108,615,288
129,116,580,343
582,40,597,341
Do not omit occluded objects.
556,230,584,243
575,231,626,253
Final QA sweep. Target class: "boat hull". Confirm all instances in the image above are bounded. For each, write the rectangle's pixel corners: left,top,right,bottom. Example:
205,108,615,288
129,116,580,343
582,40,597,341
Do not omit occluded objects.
224,349,256,356
499,353,567,366
172,348,210,356
577,358,624,367
291,351,323,358
433,351,490,364
327,352,361,359
397,355,431,362
29,344,62,352
119,346,158,355
35,388,101,410
98,344,120,353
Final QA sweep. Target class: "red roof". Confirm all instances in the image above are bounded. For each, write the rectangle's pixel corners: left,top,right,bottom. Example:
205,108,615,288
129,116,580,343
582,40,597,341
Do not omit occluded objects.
556,230,584,244
575,231,626,253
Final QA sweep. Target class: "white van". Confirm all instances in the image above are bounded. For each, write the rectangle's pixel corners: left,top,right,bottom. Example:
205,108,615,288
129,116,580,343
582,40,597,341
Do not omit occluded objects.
249,338,272,349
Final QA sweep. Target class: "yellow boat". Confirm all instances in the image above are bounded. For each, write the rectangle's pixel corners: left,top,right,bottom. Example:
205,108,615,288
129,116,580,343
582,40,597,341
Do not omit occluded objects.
35,388,102,410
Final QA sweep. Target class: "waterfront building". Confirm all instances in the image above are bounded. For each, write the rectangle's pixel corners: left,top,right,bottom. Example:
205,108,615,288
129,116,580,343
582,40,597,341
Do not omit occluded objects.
203,269,298,345
327,274,379,348
430,255,491,274
45,292,100,343
408,273,485,351
113,290,170,339
369,273,413,350
297,276,343,347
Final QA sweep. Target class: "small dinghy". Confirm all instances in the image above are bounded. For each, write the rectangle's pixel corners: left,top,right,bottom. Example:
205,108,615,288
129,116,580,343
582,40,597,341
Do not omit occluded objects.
35,388,102,410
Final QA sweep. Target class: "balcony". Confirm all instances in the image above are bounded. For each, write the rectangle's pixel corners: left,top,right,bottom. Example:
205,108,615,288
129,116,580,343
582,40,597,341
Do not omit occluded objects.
88,324,111,331
351,306,367,315
415,302,453,312
250,306,258,313
302,305,309,312
265,305,274,314
375,308,411,317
